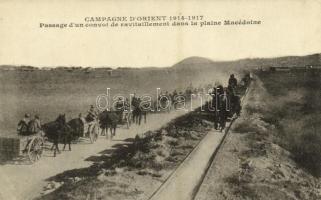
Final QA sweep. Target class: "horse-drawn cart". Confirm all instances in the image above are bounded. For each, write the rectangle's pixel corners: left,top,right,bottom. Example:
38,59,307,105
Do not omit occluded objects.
120,110,132,129
82,120,99,143
67,117,99,144
0,134,44,163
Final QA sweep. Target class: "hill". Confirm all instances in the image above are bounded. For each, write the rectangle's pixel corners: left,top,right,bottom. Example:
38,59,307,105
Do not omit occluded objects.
172,53,321,70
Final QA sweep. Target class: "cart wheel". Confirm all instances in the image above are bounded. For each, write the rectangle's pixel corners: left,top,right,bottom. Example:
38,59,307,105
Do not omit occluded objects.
28,137,44,163
89,132,94,143
128,114,132,127
93,133,98,142
126,117,130,129
89,125,98,143
93,125,98,142
95,126,99,141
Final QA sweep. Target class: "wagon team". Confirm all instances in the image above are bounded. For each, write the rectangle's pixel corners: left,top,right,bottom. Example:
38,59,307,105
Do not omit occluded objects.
17,74,242,136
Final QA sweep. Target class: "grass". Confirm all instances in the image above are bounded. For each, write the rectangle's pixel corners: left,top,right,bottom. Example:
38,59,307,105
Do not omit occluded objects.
232,118,261,134
0,66,232,135
225,173,259,199
225,70,321,200
254,71,321,177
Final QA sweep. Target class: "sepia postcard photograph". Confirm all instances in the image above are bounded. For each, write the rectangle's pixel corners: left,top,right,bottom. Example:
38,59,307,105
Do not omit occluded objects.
0,0,321,199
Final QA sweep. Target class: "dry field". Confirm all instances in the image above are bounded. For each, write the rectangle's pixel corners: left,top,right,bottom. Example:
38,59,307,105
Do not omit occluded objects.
196,69,321,200
0,62,233,136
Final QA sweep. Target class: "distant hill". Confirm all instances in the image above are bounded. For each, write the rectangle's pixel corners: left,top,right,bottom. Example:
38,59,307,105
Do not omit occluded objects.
172,53,321,70
1,53,320,72
1,53,320,93
172,56,215,69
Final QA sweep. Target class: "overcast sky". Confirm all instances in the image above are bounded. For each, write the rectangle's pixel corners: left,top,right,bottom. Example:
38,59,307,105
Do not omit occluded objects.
0,0,320,68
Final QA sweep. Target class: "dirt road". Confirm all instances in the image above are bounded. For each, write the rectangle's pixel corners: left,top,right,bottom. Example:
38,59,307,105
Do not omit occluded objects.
0,109,193,200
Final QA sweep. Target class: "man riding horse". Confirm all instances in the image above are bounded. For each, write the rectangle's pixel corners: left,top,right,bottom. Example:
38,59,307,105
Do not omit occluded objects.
228,74,238,88
115,97,125,123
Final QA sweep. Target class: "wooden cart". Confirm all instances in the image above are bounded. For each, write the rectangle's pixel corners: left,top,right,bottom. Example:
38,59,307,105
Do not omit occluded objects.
0,134,44,163
82,121,99,143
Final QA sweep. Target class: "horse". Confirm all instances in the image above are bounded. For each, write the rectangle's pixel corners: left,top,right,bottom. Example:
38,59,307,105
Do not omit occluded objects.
98,110,119,139
234,95,241,116
132,102,149,125
224,84,242,118
67,115,99,143
132,106,142,125
229,93,241,118
131,97,148,125
42,114,72,156
217,93,229,131
211,85,229,131
67,118,84,139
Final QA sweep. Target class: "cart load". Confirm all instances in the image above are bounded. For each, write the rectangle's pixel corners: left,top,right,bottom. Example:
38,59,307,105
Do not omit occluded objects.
0,137,20,160
0,134,44,163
